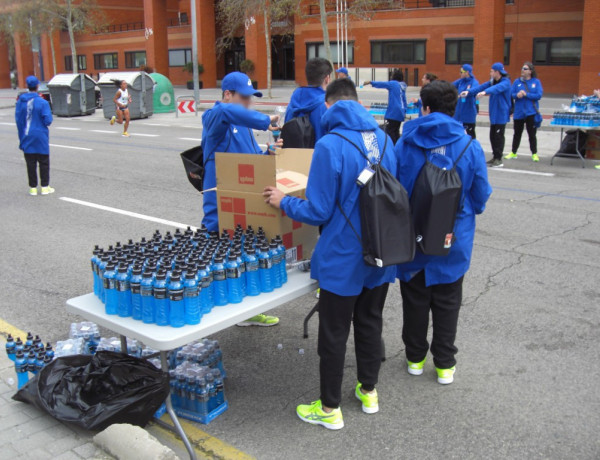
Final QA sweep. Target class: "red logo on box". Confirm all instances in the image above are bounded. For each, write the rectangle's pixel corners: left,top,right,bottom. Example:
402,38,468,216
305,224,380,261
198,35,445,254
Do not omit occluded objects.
234,214,247,229
233,198,246,214
220,196,233,213
238,164,255,185
277,177,300,189
292,220,302,230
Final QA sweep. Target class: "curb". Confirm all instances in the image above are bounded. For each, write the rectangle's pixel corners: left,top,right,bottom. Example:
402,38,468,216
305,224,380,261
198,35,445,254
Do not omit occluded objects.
94,424,178,460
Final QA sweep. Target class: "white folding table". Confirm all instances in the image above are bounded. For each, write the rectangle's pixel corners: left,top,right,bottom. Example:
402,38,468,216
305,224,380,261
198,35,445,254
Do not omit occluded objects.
66,270,317,460
550,125,600,168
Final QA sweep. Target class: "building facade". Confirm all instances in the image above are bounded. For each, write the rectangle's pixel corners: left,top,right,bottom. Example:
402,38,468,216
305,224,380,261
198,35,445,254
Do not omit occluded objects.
0,0,597,95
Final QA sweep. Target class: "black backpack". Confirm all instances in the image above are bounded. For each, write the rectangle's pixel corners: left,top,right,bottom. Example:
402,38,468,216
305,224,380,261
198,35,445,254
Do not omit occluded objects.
333,132,415,267
180,132,231,192
410,138,472,256
281,114,316,148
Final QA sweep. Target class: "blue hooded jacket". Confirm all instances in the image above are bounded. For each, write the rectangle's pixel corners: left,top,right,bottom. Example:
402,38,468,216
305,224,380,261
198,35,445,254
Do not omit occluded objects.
395,112,492,286
370,80,407,122
511,77,543,120
201,101,271,231
285,86,327,142
15,92,53,155
280,100,397,296
453,75,480,124
467,76,511,125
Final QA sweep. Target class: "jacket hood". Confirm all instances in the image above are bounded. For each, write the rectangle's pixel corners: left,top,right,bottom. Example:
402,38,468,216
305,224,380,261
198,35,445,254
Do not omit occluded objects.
287,86,326,118
401,112,466,149
399,81,408,91
18,92,38,102
322,100,379,132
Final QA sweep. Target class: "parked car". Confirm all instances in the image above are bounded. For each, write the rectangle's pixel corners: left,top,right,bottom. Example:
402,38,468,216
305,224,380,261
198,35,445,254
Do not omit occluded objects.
16,82,52,110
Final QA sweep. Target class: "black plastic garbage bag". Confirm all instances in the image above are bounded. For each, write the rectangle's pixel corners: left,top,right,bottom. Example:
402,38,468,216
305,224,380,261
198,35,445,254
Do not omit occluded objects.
559,130,587,156
13,351,169,431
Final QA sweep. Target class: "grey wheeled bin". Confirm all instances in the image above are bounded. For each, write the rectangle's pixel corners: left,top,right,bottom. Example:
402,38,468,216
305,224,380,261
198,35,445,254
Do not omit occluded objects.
47,73,97,117
97,71,155,120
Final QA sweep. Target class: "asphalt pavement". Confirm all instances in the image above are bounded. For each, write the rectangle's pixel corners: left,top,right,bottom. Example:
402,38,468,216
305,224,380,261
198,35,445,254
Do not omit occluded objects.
0,103,599,460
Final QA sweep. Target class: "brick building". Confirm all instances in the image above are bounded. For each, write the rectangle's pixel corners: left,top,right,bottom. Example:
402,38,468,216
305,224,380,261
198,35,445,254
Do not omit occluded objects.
0,0,597,95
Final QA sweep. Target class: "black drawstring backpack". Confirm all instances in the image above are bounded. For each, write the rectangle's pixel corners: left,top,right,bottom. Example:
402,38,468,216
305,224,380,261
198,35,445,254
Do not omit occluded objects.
180,132,231,192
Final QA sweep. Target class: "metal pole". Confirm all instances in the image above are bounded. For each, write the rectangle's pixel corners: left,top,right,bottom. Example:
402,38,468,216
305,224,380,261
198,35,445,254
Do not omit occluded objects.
336,0,340,68
190,0,200,116
344,0,348,69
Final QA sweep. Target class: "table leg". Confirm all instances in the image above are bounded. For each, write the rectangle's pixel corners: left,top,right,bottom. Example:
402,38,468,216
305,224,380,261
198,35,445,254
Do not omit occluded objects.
575,130,586,168
119,335,127,354
160,351,197,460
551,128,565,166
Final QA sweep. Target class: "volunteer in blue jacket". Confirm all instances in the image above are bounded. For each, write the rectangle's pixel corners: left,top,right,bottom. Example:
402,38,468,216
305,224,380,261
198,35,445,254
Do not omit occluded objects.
365,70,407,144
285,57,333,144
506,62,543,162
396,80,492,385
264,79,397,430
411,73,438,118
336,67,351,80
201,72,281,326
461,62,511,168
452,64,479,139
15,75,54,196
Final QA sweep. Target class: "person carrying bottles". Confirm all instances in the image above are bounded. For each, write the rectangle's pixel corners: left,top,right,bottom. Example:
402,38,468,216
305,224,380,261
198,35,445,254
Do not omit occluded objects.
506,62,543,163
364,70,408,144
201,71,282,327
460,62,511,168
452,64,479,139
263,78,398,430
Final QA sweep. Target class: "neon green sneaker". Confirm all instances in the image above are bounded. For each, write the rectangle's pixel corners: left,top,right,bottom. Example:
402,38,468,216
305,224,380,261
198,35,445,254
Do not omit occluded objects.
110,115,116,125
236,314,279,327
532,153,540,162
595,165,600,170
505,152,518,159
41,186,55,195
296,400,344,430
407,358,426,376
29,187,38,196
355,382,379,414
436,366,456,385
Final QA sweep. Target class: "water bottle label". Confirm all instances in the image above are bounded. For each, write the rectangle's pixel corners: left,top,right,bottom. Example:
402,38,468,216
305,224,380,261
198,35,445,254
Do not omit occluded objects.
201,276,211,288
246,261,259,272
239,263,246,274
213,269,226,281
131,283,141,294
117,280,130,292
169,289,184,301
259,258,273,269
184,286,199,297
104,278,116,289
154,287,167,299
226,267,241,279
141,287,153,296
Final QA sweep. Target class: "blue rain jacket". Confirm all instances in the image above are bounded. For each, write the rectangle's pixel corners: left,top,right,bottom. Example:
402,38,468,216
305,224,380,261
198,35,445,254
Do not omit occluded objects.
281,100,397,296
453,75,480,124
370,80,407,122
15,92,53,154
285,86,327,142
395,112,492,286
512,77,543,120
467,77,511,125
201,101,271,231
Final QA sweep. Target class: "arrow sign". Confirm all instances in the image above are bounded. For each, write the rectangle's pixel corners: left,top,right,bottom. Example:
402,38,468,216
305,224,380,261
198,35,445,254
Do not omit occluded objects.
178,100,196,114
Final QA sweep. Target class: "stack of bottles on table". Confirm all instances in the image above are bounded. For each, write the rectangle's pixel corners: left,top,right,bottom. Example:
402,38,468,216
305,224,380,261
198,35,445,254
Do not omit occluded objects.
406,102,420,116
150,339,228,424
551,95,600,127
5,332,54,389
90,225,288,328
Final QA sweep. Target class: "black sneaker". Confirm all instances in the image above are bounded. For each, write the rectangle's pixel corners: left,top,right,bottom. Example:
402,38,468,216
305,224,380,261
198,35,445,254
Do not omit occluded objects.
490,158,504,168
486,158,495,166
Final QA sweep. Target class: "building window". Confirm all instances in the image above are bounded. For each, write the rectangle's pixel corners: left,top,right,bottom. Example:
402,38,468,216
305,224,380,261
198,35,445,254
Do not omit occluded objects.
306,42,354,64
64,55,87,71
168,49,192,66
504,38,511,66
445,39,473,65
94,53,118,70
533,37,581,66
371,40,426,65
125,51,147,69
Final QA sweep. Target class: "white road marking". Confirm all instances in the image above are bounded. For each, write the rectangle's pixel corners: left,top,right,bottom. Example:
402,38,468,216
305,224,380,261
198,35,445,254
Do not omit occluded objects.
0,122,16,126
182,125,202,129
489,168,555,177
179,137,203,142
50,144,92,151
142,123,171,127
59,197,197,230
130,133,160,137
90,129,116,134
55,127,81,131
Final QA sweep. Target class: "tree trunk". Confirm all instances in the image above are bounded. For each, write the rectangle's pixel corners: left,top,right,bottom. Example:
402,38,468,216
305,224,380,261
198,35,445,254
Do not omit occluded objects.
66,0,78,73
263,6,272,99
318,0,333,69
48,28,57,76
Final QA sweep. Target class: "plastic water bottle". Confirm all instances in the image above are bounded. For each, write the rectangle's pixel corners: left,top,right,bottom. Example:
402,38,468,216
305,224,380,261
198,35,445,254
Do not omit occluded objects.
103,263,118,315
91,246,101,297
275,236,287,284
195,377,209,417
184,270,201,325
186,375,197,411
44,343,54,360
198,263,214,313
205,373,217,412
168,273,185,328
235,250,246,297
212,369,225,406
225,254,243,304
15,351,28,389
258,244,274,293
212,257,228,306
25,332,33,349
244,248,261,296
154,271,169,326
269,242,282,289
35,352,45,373
141,271,155,324
15,337,24,356
168,370,178,407
174,373,186,409
116,265,132,317
130,265,143,320
98,255,109,302
27,351,37,375
5,334,15,362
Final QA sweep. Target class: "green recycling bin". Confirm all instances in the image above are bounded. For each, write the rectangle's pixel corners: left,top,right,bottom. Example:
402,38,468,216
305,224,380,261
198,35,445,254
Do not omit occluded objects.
150,73,175,114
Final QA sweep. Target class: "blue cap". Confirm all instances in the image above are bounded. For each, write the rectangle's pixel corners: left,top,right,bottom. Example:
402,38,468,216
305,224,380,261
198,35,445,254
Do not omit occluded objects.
222,72,262,97
461,64,473,74
491,62,507,75
26,75,39,89
336,67,349,75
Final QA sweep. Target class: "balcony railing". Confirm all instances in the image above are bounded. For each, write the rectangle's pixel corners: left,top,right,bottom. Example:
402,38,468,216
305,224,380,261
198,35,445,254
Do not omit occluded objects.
168,17,190,27
96,21,145,34
306,0,475,16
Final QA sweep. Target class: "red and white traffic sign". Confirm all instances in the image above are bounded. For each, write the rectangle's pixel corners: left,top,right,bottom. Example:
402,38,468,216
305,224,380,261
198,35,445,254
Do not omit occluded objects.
177,100,196,114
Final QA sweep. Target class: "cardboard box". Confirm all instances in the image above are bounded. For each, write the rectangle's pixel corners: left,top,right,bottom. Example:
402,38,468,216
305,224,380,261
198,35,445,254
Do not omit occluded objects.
215,149,318,262
585,130,600,159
